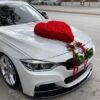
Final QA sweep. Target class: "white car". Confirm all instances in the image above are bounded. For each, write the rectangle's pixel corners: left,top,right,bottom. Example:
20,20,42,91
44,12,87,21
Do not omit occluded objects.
0,1,95,98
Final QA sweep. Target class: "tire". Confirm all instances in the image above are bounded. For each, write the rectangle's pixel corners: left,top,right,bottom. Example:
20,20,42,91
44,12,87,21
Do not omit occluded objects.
0,54,20,89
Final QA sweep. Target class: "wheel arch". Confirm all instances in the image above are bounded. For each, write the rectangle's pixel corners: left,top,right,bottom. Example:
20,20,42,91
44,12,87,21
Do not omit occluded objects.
0,51,22,89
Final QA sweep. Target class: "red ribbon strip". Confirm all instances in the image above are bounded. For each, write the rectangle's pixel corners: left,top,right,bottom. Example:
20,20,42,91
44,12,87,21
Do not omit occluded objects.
69,42,88,80
76,42,88,71
69,45,78,80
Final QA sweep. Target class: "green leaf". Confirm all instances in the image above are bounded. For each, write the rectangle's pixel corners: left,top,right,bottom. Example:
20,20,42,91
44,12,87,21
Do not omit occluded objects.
85,48,93,59
75,53,84,66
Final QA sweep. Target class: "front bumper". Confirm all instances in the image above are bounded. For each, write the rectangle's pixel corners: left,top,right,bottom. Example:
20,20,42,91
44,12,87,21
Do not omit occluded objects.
34,63,93,98
16,59,93,97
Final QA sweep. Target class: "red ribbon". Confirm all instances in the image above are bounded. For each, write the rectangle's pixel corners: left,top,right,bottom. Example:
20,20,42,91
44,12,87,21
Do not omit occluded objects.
69,45,78,80
76,42,88,71
69,42,88,80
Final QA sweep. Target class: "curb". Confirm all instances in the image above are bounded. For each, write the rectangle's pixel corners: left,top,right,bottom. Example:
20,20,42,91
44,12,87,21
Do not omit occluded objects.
38,9,100,16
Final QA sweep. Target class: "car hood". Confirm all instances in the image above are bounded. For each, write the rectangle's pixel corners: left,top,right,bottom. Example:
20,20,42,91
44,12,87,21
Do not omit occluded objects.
0,22,91,60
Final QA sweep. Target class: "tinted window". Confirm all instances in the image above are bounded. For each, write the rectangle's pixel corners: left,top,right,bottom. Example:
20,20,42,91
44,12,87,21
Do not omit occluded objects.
0,4,45,26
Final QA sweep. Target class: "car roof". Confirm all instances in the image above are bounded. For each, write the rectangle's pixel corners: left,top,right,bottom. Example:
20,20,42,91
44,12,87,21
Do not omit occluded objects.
0,0,28,5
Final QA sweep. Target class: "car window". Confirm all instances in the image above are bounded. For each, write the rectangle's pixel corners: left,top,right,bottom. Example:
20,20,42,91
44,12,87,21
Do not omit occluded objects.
0,4,45,26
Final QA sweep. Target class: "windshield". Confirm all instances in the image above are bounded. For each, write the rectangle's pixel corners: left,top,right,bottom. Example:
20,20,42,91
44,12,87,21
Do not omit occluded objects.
0,4,45,26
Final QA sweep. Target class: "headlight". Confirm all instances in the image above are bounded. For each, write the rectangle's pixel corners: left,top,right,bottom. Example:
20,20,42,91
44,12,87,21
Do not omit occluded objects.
20,59,58,71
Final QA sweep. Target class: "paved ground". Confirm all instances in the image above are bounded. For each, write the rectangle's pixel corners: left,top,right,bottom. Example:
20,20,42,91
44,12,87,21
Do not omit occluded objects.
0,11,100,100
34,5,100,15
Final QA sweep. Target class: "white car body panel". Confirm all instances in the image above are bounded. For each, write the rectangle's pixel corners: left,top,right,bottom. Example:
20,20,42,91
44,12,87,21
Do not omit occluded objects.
0,22,92,60
0,22,95,96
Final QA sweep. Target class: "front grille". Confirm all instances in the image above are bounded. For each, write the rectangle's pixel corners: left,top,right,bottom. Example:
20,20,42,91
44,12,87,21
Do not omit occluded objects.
60,58,74,70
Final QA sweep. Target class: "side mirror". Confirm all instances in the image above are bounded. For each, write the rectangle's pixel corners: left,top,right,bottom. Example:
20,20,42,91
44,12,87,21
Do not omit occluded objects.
40,12,48,19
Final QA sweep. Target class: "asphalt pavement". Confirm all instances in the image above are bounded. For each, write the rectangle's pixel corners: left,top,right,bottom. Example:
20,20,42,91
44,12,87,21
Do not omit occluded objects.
0,8,100,100
34,5,100,15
